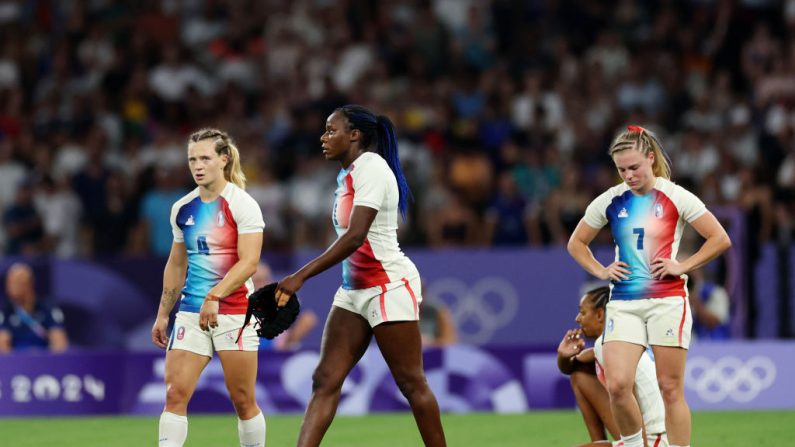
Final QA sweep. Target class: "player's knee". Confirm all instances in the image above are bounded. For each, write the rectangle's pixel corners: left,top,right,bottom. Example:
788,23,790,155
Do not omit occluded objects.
228,389,256,415
605,376,633,400
657,374,684,403
311,366,345,394
230,397,257,415
393,371,427,399
164,382,191,406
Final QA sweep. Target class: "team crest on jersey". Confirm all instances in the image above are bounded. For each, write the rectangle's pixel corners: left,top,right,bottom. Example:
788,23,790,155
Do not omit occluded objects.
654,203,664,218
217,211,225,227
176,326,185,340
607,318,614,333
618,208,628,218
185,215,195,226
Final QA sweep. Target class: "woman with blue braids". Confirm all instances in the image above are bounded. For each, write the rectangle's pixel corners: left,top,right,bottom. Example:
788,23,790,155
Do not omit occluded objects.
276,105,447,446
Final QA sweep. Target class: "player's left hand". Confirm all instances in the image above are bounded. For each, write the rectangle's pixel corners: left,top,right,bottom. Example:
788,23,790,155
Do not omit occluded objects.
650,257,686,279
199,298,219,331
276,273,304,308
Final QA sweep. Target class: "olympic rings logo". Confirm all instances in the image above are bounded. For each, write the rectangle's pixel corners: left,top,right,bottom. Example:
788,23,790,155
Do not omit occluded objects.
426,277,519,344
685,356,776,403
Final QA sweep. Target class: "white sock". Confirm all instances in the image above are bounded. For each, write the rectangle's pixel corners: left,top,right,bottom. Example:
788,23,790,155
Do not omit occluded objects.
238,411,266,447
619,429,644,447
159,411,188,447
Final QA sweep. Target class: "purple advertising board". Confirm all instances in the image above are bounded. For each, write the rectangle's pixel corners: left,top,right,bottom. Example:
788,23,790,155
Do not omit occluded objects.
1,341,792,416
0,239,760,350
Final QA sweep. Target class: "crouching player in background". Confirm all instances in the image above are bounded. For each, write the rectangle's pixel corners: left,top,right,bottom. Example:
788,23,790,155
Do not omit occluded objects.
558,287,668,447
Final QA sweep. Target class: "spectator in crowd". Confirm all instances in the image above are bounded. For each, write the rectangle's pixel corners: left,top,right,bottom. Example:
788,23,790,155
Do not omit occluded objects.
34,175,82,258
138,167,189,257
419,297,459,348
2,178,44,255
485,171,540,246
426,193,482,247
0,263,68,353
544,168,591,246
688,267,731,341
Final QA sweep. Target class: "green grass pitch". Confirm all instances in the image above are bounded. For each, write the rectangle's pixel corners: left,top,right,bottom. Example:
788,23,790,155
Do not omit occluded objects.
0,410,791,446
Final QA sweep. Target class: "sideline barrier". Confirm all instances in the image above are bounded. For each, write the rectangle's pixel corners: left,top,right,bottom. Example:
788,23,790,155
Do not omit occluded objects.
0,341,792,416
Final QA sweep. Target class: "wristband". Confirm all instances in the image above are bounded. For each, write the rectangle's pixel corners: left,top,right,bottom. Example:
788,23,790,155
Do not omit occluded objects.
206,294,221,302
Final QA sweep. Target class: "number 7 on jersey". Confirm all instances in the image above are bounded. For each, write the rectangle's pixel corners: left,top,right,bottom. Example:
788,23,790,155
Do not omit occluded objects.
632,227,644,250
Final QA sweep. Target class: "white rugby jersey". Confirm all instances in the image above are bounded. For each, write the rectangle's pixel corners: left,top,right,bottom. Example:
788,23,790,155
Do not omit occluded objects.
332,152,418,289
594,335,666,435
170,182,265,314
583,177,706,300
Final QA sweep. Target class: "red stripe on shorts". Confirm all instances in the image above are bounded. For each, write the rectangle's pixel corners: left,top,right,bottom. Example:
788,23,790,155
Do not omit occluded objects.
652,434,662,447
678,296,687,347
402,277,418,319
379,284,388,322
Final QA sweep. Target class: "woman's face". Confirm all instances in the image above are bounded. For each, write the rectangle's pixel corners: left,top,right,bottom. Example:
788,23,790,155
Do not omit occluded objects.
612,148,655,194
320,111,353,162
188,140,227,187
575,295,604,338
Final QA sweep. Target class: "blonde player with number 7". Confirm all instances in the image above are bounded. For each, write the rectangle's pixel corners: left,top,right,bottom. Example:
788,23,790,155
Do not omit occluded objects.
567,126,730,447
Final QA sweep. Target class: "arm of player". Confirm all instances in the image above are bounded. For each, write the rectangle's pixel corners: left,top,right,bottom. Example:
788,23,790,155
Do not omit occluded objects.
435,306,459,347
568,220,630,281
276,205,378,306
651,211,731,279
0,330,11,353
48,327,69,353
152,241,188,348
574,347,595,363
199,232,263,330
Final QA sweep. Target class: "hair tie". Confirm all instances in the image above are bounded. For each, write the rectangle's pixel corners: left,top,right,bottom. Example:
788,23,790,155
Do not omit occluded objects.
627,125,644,133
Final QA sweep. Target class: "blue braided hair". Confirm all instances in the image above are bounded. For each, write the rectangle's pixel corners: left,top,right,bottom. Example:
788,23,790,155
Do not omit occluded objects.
335,104,413,219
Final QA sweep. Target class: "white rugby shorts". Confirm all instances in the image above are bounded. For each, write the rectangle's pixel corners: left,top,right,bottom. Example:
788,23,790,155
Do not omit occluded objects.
603,296,692,349
168,311,259,357
333,275,422,327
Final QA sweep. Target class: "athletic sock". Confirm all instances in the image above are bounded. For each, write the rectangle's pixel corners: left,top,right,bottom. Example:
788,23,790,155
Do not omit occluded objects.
619,429,644,447
238,411,266,447
159,411,188,447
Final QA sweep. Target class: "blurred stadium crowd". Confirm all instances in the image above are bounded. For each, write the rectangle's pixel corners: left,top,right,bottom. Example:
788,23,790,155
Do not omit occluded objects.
0,0,794,258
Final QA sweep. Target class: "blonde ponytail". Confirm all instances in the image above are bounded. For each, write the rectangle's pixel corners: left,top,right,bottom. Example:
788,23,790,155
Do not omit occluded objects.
608,125,672,180
188,127,247,189
225,142,246,189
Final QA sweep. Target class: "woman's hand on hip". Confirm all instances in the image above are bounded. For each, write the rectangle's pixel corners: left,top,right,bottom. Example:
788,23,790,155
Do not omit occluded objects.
651,257,685,279
599,261,630,281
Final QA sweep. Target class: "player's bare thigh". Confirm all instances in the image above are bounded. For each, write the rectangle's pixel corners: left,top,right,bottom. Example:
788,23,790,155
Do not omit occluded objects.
316,305,373,374
163,348,211,414
217,350,260,419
